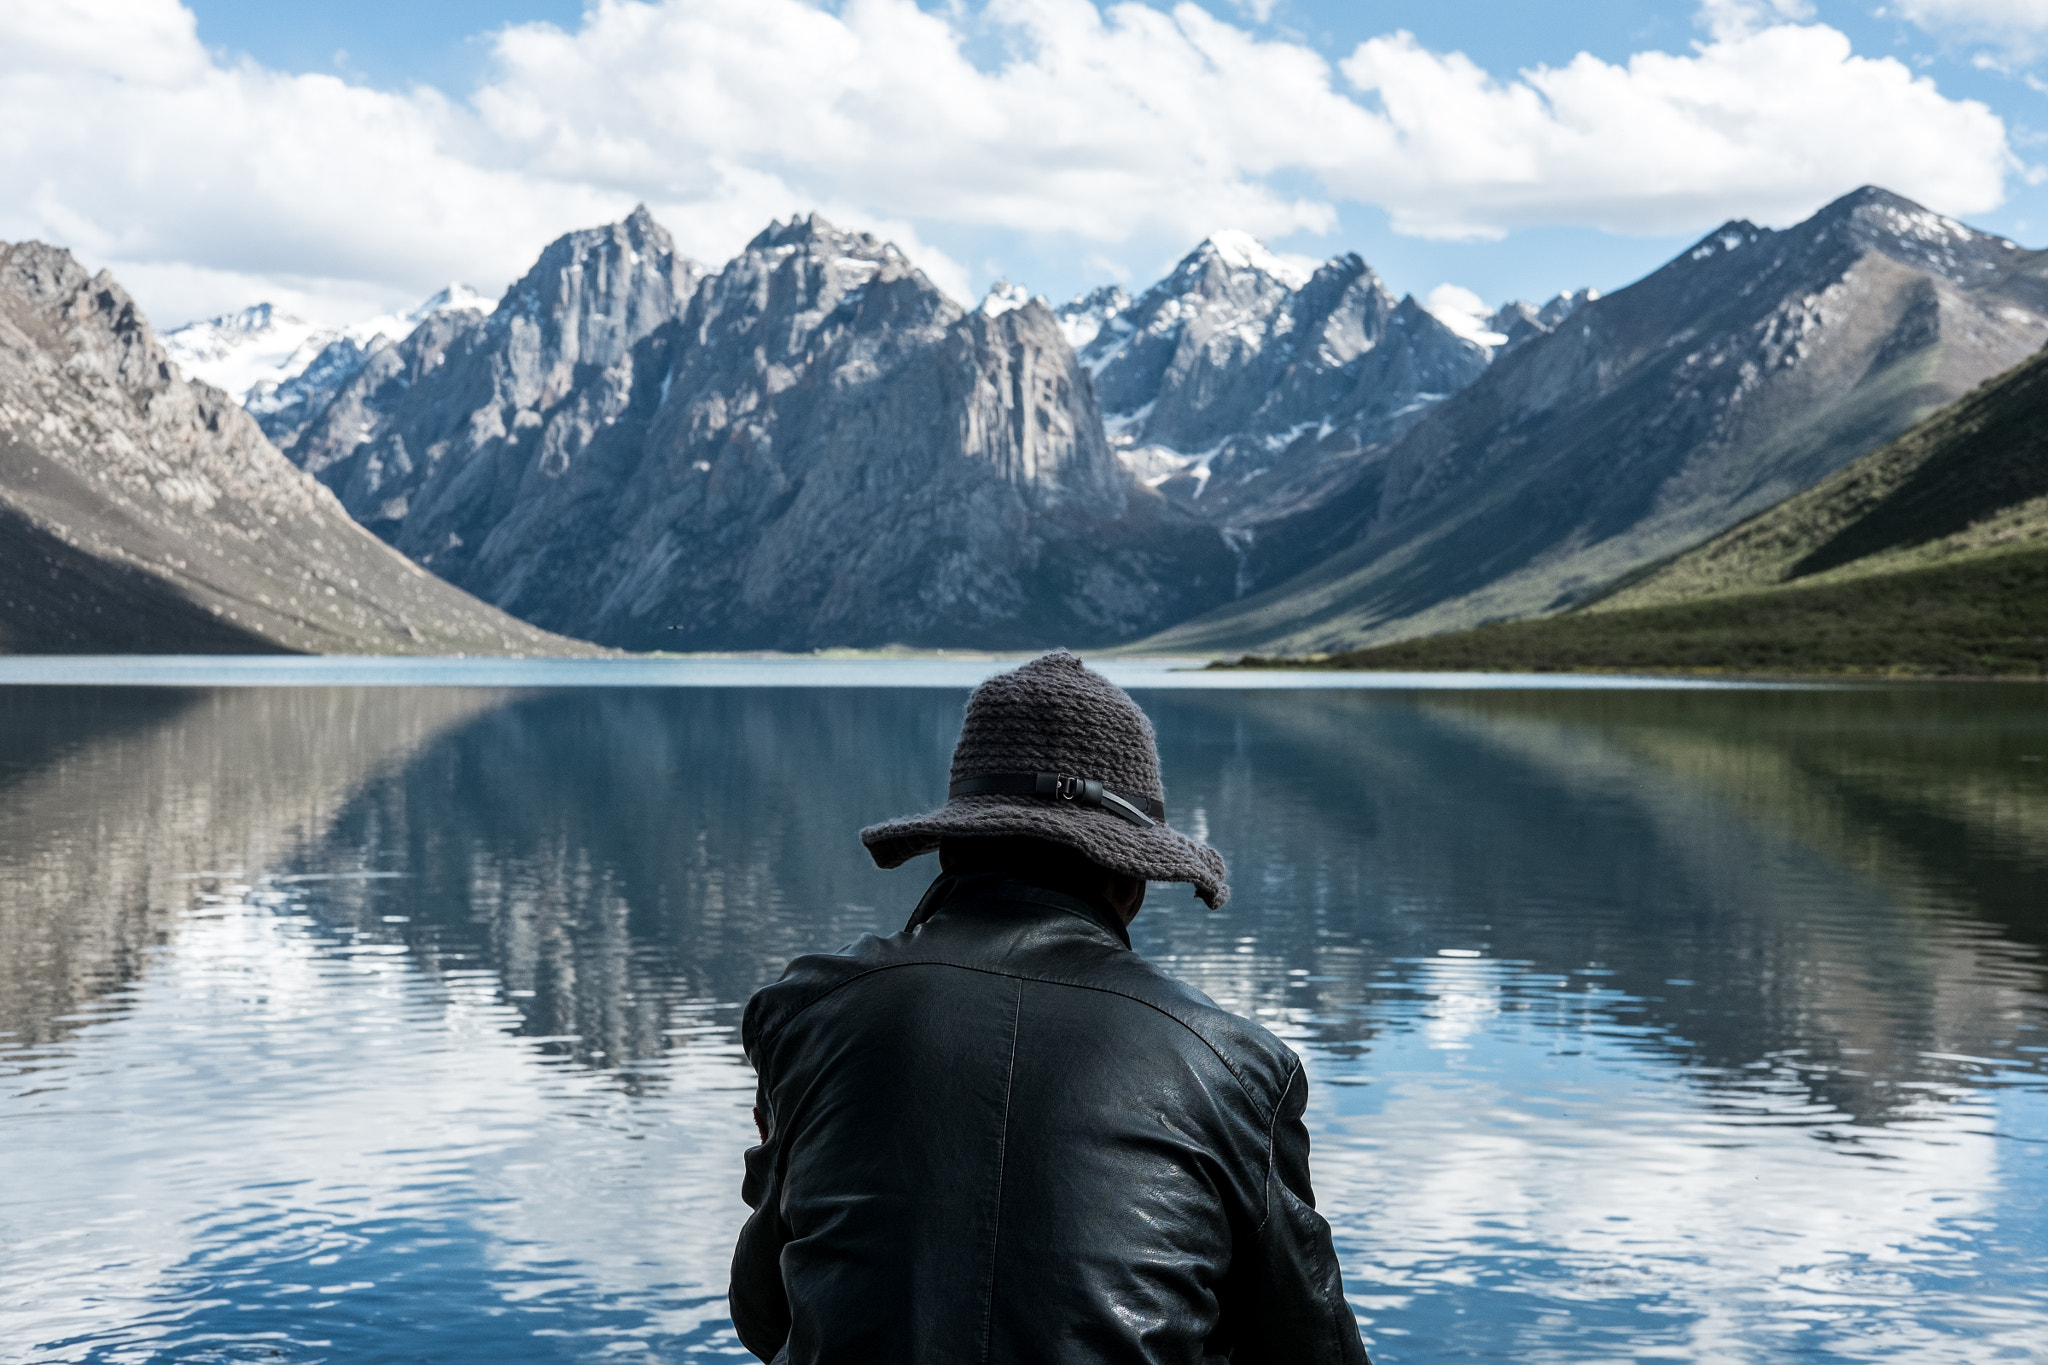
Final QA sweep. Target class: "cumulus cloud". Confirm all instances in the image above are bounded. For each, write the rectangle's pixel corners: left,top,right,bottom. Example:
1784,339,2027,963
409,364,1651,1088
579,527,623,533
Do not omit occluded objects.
474,0,1352,246
1893,0,2048,63
0,0,622,326
1422,283,1500,346
476,0,2015,243
1331,22,2012,239
0,0,2023,327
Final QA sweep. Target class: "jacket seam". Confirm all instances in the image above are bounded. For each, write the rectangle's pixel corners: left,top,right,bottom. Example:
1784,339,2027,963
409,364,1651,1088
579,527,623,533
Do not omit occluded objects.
758,958,1281,1124
1253,1059,1301,1235
978,980,1025,1365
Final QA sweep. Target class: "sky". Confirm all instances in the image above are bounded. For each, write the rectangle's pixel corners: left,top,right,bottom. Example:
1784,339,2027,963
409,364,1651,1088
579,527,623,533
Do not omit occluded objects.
5,0,2048,330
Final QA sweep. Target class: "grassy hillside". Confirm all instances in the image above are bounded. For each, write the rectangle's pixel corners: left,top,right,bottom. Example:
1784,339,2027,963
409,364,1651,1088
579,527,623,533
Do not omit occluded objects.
1593,340,2048,610
1224,338,2048,677
1231,546,2048,677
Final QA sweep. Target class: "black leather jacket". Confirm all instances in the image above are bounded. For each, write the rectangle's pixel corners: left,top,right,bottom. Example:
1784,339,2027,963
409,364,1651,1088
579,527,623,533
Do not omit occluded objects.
730,872,1369,1364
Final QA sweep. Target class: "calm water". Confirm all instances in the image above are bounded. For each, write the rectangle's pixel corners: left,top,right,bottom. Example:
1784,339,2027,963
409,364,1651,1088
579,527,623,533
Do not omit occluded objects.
2,670,2045,1363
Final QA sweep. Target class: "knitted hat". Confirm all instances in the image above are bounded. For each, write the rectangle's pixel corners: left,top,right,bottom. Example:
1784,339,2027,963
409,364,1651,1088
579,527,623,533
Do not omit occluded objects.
860,651,1230,907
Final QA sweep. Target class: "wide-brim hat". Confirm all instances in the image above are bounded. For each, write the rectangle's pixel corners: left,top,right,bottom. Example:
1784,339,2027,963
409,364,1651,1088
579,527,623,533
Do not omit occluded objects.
860,651,1230,907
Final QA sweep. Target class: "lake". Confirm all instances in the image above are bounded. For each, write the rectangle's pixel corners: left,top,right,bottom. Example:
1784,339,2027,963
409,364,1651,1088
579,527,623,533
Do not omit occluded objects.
2,662,2044,1363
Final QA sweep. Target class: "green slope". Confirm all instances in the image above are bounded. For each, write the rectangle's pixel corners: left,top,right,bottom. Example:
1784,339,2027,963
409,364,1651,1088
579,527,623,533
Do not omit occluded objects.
1593,340,2048,610
1230,343,2048,677
1236,547,2048,676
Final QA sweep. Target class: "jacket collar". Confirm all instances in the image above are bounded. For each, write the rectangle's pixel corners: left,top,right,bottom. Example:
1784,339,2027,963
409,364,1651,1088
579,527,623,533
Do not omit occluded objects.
905,871,1133,949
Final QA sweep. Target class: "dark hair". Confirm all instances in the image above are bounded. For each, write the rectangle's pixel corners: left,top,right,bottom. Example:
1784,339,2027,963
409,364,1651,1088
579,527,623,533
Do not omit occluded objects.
937,835,1138,907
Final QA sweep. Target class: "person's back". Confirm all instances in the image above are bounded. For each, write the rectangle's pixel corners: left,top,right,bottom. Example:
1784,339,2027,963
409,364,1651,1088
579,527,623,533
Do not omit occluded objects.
730,653,1369,1364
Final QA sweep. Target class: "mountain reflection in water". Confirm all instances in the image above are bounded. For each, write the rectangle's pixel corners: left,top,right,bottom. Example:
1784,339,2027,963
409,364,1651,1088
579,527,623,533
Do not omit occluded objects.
1,681,2043,1362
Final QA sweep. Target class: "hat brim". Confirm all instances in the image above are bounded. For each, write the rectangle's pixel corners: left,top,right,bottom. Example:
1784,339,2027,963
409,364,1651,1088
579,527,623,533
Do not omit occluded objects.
861,794,1230,908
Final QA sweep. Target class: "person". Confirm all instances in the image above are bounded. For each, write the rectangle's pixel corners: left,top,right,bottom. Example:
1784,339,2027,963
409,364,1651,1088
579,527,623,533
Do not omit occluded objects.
729,651,1370,1364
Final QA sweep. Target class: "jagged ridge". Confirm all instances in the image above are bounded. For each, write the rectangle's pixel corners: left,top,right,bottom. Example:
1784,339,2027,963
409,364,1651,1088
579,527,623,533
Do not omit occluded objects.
1143,186,2048,655
290,211,1237,650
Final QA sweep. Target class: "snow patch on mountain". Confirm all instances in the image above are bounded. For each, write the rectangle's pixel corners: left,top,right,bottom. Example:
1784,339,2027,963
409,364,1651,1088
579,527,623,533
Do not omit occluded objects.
163,283,496,407
1115,441,1200,489
979,280,1034,317
1204,229,1314,289
1054,284,1131,350
162,304,337,402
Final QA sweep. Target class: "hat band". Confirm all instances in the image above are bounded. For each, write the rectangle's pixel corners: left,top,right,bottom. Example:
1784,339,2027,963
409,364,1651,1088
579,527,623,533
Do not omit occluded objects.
948,772,1165,828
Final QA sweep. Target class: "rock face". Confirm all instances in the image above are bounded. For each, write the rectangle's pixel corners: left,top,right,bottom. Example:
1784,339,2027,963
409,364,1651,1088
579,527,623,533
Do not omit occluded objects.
297,206,699,557
298,212,1235,650
1060,232,1491,516
0,240,594,654
246,332,381,451
1486,289,1598,355
1145,186,2048,654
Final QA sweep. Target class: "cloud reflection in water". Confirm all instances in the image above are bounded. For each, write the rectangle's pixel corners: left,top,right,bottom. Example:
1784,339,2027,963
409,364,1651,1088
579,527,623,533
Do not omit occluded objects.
0,681,2043,1362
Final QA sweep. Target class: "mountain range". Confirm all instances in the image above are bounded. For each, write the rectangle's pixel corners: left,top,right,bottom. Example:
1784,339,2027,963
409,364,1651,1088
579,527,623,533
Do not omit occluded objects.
6,184,2041,657
1146,187,2048,654
280,209,1242,650
238,208,1615,650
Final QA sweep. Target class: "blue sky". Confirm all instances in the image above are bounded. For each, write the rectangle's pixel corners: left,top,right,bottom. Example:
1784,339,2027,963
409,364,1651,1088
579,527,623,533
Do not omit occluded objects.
8,0,2045,327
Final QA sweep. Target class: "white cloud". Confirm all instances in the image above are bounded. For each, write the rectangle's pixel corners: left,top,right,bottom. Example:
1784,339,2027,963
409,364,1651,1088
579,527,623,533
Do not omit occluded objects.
479,0,2016,243
0,0,2023,329
1333,22,2013,240
1422,284,1507,346
1423,282,1488,322
0,0,623,326
1894,0,2048,62
473,0,1351,247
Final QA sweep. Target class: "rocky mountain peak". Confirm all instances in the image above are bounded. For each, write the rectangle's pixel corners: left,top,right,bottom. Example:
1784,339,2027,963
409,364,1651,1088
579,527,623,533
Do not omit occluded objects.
1069,232,1484,512
1825,185,2022,282
274,206,1227,651
172,284,494,454
1681,218,1767,265
3,243,174,400
721,214,913,288
1671,187,2022,291
493,207,703,383
687,214,952,378
285,207,707,558
1134,232,1307,334
1538,288,1597,326
1485,287,1598,354
622,201,662,235
183,301,291,342
744,211,888,258
1181,230,1312,290
1151,184,2048,659
410,282,496,320
1079,233,1312,404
